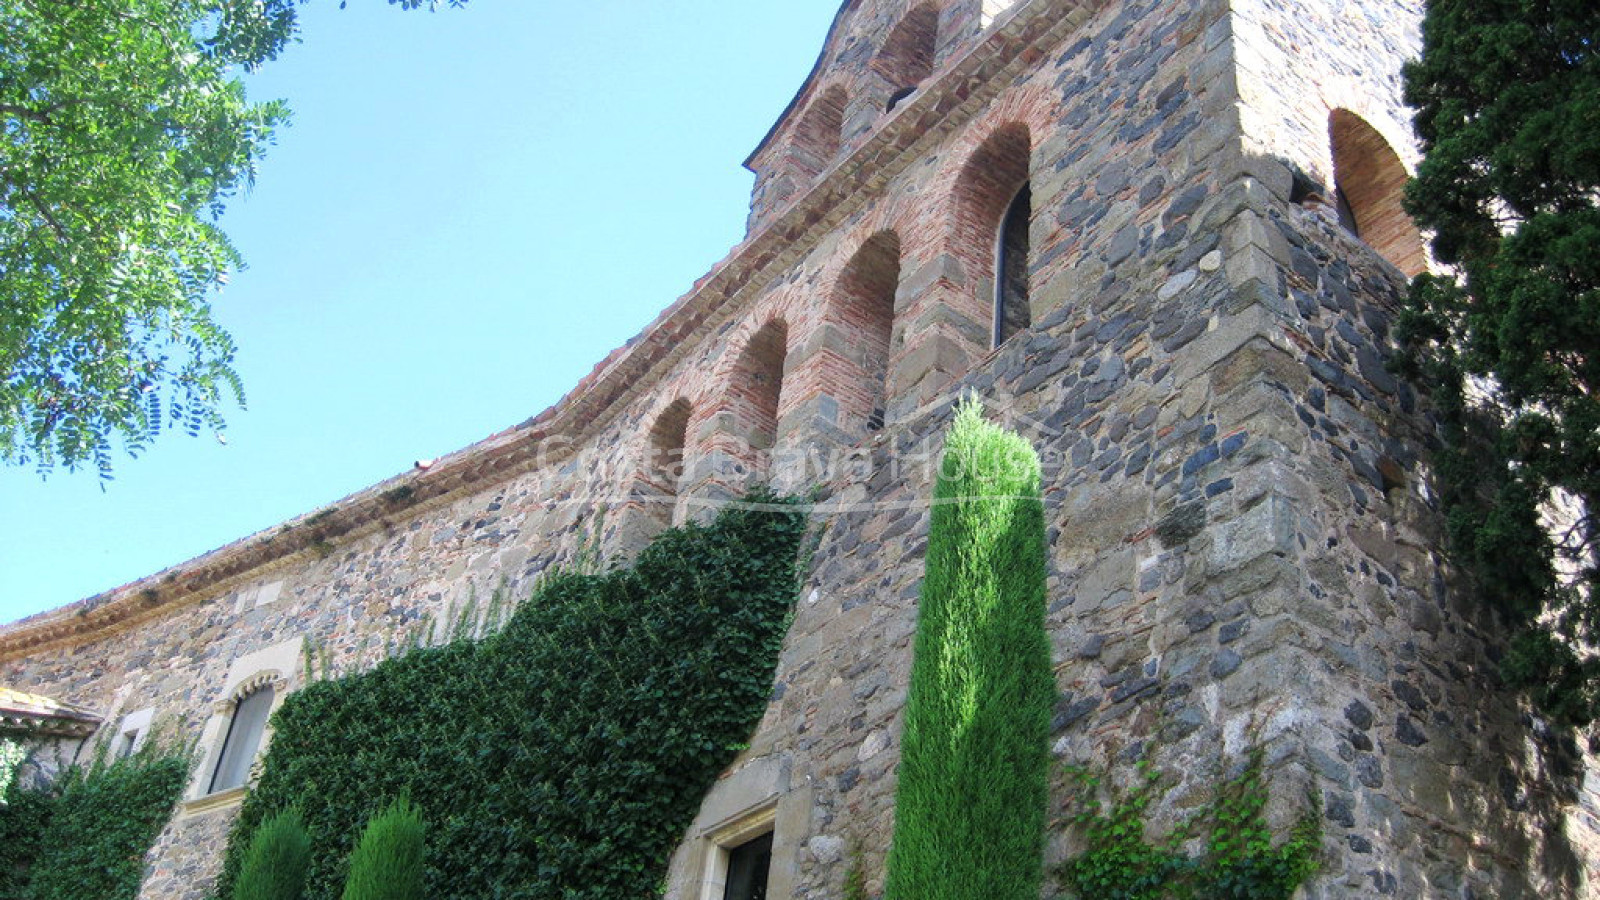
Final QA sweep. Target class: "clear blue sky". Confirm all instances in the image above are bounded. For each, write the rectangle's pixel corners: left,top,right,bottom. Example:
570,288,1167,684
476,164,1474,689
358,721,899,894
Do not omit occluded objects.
0,1,836,624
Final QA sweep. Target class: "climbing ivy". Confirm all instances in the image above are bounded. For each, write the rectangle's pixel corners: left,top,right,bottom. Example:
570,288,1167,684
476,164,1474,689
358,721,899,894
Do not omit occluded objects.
214,493,808,900
0,742,189,900
1057,751,1320,900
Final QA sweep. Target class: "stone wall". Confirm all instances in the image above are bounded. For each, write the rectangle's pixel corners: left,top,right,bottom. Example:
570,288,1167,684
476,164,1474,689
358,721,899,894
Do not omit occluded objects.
1,0,1596,898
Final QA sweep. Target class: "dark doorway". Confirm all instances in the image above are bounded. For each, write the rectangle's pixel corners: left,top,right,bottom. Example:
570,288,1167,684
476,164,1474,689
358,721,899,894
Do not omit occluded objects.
723,831,773,900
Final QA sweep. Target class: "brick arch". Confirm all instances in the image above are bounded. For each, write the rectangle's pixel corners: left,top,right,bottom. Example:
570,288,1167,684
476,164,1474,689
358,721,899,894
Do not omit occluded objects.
947,122,1033,348
874,3,940,107
614,396,696,549
827,230,903,432
1330,109,1428,278
645,397,693,496
723,318,791,455
790,84,849,181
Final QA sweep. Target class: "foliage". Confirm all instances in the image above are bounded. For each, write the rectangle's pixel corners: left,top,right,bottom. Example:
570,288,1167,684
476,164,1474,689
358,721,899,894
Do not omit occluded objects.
215,493,808,900
1397,0,1600,725
0,0,463,476
235,809,314,900
340,798,424,900
1057,752,1320,900
843,861,870,900
0,763,52,900
0,742,23,800
0,742,189,900
884,401,1054,900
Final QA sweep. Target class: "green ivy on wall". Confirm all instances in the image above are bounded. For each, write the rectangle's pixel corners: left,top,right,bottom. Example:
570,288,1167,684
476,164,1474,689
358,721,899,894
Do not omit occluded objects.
1057,750,1321,900
214,493,808,900
0,743,189,900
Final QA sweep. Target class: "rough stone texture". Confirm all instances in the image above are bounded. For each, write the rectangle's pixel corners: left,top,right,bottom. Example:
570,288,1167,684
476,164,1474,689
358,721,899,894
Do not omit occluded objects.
2,0,1598,898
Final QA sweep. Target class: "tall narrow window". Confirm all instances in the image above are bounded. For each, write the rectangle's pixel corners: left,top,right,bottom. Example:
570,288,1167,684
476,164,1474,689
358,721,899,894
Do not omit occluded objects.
209,684,274,793
995,183,1032,346
834,232,900,432
699,806,777,900
1330,109,1427,277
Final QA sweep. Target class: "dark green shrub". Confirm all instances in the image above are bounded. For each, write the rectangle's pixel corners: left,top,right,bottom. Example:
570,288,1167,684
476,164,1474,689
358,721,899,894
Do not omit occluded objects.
884,401,1055,900
234,809,313,900
215,494,808,899
340,798,424,900
18,745,188,900
0,772,54,900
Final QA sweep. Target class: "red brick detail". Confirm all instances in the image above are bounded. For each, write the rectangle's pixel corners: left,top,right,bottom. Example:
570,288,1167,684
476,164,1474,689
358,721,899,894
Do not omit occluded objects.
874,4,940,92
789,85,850,182
725,319,790,454
647,398,693,494
827,231,902,430
950,122,1031,290
1330,109,1428,278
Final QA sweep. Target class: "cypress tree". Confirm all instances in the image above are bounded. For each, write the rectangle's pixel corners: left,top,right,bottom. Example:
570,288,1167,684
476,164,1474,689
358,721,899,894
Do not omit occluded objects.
884,400,1054,900
340,798,425,900
1399,0,1600,725
232,810,312,900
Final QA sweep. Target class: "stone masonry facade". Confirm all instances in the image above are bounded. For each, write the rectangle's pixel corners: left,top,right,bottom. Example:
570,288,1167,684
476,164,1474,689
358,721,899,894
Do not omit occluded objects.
3,1,1599,898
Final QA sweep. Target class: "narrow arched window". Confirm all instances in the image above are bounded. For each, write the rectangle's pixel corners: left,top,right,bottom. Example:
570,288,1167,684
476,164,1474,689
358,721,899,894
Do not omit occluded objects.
209,684,274,793
995,183,1032,346
1330,109,1427,277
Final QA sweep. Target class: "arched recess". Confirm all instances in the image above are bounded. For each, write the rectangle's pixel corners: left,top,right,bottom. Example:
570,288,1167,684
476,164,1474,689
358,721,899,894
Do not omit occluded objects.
614,398,694,554
790,86,848,181
726,315,793,454
831,231,902,432
640,398,693,530
951,122,1033,348
1330,109,1428,278
875,4,939,110
647,398,693,500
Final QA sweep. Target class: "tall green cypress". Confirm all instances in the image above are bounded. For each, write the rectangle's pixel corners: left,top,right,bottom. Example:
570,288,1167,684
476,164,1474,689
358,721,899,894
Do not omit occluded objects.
340,798,425,900
233,810,313,900
884,400,1055,900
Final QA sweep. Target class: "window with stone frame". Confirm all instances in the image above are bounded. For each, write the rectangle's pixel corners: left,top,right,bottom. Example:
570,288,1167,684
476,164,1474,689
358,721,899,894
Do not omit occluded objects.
700,805,776,900
209,683,274,794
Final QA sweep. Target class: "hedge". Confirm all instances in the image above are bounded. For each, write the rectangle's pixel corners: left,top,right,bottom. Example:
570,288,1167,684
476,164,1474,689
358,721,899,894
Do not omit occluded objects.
215,493,808,900
0,744,189,900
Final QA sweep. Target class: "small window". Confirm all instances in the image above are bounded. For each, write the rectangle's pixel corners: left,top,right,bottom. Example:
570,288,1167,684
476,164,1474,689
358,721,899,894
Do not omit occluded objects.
722,831,772,900
994,182,1032,347
209,685,274,794
699,805,777,900
116,730,138,760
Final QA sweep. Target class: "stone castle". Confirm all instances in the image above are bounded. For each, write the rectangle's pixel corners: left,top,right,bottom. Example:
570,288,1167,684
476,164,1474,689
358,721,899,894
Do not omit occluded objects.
3,0,1599,896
